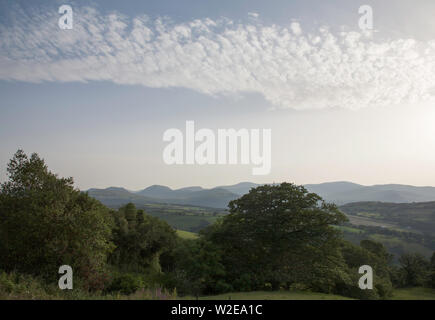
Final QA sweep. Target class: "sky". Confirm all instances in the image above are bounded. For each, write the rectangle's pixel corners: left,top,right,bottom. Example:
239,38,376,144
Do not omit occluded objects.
1,0,435,190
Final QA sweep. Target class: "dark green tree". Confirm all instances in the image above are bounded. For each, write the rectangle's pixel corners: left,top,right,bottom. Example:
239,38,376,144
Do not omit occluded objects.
339,240,393,299
360,239,392,264
203,183,348,291
399,253,430,287
124,202,137,231
429,252,435,288
109,203,177,273
161,238,228,296
0,150,114,290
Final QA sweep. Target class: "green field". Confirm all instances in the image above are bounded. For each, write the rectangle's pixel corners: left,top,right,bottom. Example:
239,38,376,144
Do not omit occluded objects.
185,291,353,300
139,203,226,233
335,225,363,234
182,288,435,300
346,215,397,229
176,229,199,240
391,287,435,300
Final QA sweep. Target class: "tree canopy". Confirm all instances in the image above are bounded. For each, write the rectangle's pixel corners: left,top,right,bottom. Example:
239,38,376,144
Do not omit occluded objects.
201,183,349,291
0,150,114,290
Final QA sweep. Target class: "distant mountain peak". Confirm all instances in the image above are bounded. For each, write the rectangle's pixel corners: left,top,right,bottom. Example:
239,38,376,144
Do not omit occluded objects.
176,186,204,192
143,184,173,191
106,186,129,191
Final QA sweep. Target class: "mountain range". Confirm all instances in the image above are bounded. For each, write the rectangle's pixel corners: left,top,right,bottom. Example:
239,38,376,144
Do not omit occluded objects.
86,181,435,209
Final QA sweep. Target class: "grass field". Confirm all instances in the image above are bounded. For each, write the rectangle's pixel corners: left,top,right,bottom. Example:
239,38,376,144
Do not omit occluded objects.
182,287,435,300
346,215,397,229
391,287,435,300
184,291,353,300
335,225,363,234
142,204,225,233
176,229,199,240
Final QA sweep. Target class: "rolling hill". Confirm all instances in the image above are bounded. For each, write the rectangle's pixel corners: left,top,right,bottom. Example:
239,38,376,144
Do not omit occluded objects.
305,182,435,204
338,201,435,260
86,187,156,207
88,185,238,209
136,184,238,207
339,201,435,234
216,182,260,195
87,181,435,209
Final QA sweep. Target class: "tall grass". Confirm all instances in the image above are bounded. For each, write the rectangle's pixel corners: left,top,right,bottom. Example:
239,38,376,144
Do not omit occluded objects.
0,270,177,300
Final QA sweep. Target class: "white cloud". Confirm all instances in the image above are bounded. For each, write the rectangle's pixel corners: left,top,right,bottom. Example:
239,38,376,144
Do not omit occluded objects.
290,22,302,36
1,6,435,110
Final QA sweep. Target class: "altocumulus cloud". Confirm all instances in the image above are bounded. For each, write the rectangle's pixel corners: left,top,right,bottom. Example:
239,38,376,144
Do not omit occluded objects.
1,6,435,110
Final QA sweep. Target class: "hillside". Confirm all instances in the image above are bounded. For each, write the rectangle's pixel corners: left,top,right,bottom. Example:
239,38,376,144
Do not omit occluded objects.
216,182,260,195
86,187,157,207
88,186,238,209
305,182,435,205
338,201,435,260
87,181,435,209
340,201,435,235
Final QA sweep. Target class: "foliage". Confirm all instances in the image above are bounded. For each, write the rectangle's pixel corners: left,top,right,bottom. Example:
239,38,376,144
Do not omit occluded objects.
161,238,228,296
0,269,177,300
201,183,348,292
105,273,143,295
0,270,56,300
339,223,435,261
0,150,114,290
338,240,393,299
109,203,177,274
399,253,431,287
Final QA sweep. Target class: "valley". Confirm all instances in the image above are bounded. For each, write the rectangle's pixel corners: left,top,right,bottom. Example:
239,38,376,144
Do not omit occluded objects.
87,181,435,261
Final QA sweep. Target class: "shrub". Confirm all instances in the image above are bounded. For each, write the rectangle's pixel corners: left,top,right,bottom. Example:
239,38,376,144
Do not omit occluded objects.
106,273,143,295
0,271,58,300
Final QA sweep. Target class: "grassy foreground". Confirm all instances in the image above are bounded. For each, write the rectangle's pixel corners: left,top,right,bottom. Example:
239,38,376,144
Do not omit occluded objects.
186,287,435,300
185,291,353,300
390,287,435,300
2,269,435,300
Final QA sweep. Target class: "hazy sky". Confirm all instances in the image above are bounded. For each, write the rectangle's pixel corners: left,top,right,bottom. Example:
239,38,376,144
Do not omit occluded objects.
1,0,435,190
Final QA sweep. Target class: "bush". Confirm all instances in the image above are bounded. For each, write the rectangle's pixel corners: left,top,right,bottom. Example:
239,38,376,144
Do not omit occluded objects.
332,268,393,300
106,273,143,295
0,271,60,300
375,278,394,298
233,274,254,292
214,280,233,294
161,238,227,296
289,282,311,291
